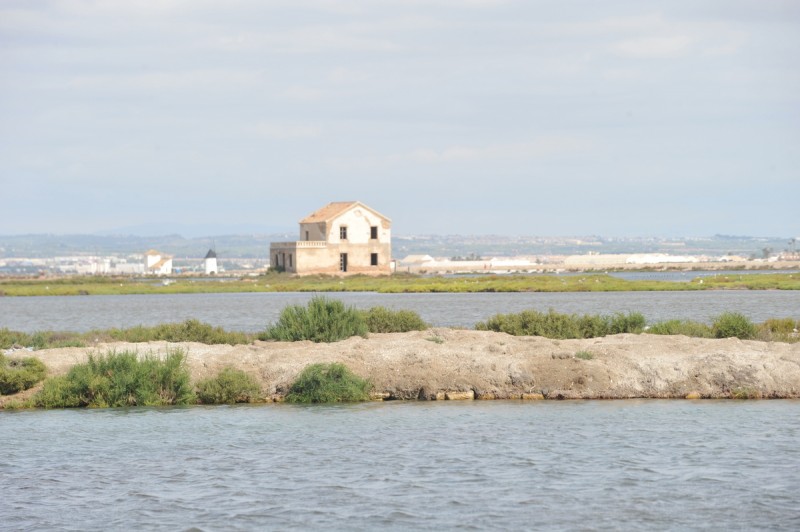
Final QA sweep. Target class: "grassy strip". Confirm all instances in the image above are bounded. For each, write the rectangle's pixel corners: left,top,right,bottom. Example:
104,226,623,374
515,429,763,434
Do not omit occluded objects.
1,320,255,350
33,349,194,408
0,305,430,350
285,362,372,403
1,272,799,296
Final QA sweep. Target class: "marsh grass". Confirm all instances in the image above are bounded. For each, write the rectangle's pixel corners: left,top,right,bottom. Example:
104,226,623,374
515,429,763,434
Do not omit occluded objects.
475,309,645,339
33,349,194,408
0,353,47,394
102,319,251,345
647,320,714,338
261,296,368,343
574,350,594,360
285,362,372,403
196,367,262,404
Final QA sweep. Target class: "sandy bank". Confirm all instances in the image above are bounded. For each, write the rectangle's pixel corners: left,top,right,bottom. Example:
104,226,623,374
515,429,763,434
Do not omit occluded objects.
7,330,800,403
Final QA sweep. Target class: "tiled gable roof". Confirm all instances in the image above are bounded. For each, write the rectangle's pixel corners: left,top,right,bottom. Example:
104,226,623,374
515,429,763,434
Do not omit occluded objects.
299,201,391,224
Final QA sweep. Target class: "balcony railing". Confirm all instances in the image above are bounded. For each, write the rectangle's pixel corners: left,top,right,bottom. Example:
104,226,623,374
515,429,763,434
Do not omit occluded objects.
271,241,328,249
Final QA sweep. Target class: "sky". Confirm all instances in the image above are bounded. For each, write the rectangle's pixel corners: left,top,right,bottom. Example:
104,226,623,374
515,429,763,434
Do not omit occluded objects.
1,0,798,238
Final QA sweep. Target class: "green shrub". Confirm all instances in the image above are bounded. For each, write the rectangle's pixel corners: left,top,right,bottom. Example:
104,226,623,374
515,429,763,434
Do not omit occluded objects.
475,309,644,339
712,312,757,340
575,350,594,360
0,354,47,394
361,306,428,333
33,349,194,408
285,362,372,403
608,312,646,334
261,297,368,343
196,367,262,404
647,319,713,338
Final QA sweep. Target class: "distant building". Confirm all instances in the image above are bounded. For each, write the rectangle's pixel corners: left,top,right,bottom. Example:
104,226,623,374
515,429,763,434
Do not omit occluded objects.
144,250,173,276
204,249,218,275
270,201,391,275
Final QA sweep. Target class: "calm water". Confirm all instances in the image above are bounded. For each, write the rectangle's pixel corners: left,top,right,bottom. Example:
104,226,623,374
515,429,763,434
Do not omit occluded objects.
2,401,798,530
1,290,799,332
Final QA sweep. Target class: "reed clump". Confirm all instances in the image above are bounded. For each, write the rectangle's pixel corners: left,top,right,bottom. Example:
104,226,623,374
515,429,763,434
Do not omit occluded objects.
260,296,368,343
475,309,645,339
33,349,194,408
0,354,47,394
196,367,262,404
285,362,372,403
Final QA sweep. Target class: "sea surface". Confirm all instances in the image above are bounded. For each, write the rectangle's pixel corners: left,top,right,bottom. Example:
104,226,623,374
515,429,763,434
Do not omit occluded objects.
1,290,799,332
2,401,798,530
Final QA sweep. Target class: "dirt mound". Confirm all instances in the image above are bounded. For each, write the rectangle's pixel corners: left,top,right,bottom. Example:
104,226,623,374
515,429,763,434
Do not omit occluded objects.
6,330,800,403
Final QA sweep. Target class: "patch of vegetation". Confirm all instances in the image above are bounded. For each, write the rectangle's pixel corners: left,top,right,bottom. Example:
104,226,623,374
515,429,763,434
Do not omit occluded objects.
261,296,368,343
757,318,799,343
0,328,87,350
647,320,714,338
574,350,594,360
425,335,445,344
712,312,757,340
285,362,372,403
361,306,428,333
730,387,762,399
33,349,194,408
196,367,262,404
0,353,47,394
475,309,645,339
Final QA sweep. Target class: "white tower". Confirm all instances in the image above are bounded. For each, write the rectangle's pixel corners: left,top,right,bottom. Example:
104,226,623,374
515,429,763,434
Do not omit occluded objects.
204,249,218,275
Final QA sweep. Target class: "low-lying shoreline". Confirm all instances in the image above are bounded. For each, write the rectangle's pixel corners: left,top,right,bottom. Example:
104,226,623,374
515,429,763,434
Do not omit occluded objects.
5,330,799,406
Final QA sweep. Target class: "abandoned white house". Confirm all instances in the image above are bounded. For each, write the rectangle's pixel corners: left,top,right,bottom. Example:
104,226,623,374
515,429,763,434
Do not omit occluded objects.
144,250,173,276
270,201,391,275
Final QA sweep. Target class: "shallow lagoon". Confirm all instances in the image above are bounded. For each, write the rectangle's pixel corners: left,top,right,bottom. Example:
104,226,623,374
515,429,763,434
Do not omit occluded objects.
2,401,799,530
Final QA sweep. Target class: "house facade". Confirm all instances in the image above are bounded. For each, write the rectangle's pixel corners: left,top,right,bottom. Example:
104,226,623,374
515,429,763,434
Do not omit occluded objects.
144,250,173,276
270,201,391,275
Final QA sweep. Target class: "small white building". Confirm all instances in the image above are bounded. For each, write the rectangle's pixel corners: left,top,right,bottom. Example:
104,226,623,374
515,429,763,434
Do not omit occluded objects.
204,249,218,275
144,250,173,276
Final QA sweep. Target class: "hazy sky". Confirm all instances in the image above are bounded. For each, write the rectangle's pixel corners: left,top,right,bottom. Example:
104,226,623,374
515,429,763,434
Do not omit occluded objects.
1,1,798,237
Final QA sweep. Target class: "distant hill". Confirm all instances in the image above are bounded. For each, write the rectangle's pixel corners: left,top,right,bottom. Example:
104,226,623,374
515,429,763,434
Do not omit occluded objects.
0,233,793,260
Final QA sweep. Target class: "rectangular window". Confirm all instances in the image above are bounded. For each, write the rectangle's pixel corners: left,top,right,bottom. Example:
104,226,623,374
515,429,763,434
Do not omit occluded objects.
305,231,309,241
340,226,347,240
340,253,348,272
370,226,378,239
289,254,292,268
371,253,378,266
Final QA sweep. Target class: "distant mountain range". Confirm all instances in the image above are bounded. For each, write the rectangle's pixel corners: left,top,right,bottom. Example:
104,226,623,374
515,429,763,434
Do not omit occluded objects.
0,233,794,260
